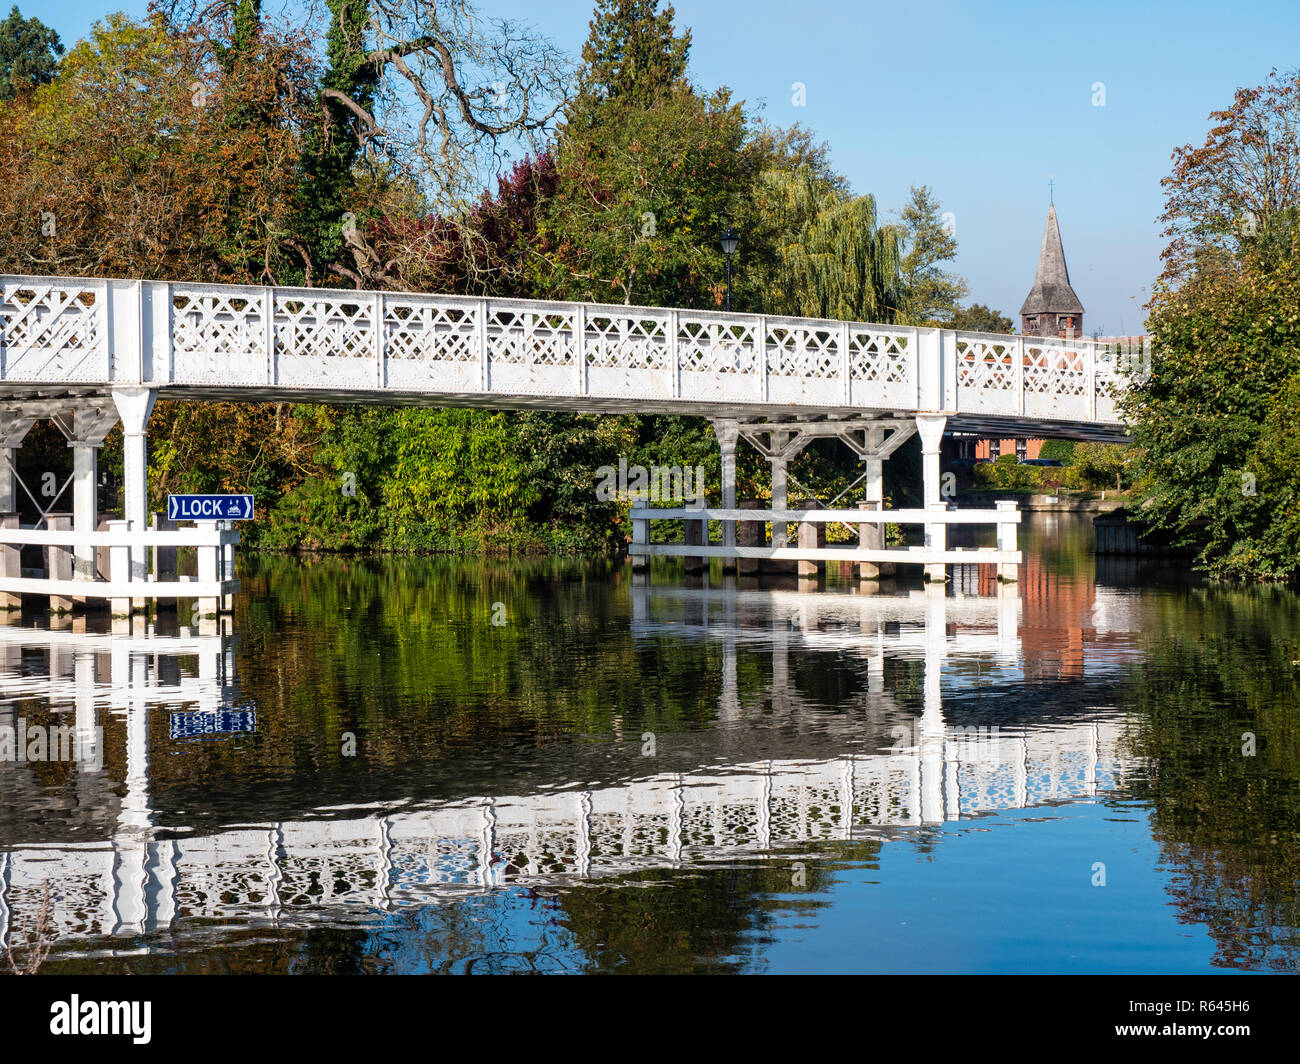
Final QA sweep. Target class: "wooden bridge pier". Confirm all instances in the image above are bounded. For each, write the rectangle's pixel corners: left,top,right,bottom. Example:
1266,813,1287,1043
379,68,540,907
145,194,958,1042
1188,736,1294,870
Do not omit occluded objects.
632,412,1021,585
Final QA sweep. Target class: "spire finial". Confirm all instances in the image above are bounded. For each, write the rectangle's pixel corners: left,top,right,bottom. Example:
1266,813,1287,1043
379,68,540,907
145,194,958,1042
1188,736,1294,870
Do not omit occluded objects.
1048,174,1055,206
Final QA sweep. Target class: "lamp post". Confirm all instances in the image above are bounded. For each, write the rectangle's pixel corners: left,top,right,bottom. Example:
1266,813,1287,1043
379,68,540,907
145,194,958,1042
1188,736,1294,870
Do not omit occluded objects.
719,226,740,312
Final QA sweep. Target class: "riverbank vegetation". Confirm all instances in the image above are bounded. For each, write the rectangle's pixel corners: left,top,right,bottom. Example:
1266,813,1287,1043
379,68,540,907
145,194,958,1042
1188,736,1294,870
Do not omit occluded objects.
0,0,990,553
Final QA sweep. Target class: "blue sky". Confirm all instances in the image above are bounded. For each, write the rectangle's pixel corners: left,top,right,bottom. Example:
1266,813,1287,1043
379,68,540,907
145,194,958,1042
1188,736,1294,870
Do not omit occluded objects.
40,0,1300,334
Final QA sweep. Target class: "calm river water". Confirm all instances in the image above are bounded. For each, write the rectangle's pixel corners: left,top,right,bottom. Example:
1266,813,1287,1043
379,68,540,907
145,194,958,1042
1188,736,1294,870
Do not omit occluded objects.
1,514,1297,974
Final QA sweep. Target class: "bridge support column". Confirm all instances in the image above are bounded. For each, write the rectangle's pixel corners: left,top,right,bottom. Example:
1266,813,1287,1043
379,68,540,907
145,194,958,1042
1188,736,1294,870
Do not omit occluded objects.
837,420,913,580
51,402,118,602
916,414,948,582
712,418,739,574
112,388,157,612
861,459,889,579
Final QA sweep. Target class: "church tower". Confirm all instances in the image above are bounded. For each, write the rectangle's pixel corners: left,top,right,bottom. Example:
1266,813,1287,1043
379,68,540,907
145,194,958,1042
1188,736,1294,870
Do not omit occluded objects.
1020,204,1084,338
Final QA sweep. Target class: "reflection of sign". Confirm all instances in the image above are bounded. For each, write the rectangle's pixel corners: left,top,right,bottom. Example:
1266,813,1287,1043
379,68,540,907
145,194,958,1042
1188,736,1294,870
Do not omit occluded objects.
169,706,256,741
167,494,254,521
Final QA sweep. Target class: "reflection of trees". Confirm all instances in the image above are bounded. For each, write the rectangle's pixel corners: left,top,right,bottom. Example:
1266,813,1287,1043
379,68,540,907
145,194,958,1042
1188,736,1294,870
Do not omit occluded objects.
552,848,868,973
1120,587,1300,971
152,555,770,820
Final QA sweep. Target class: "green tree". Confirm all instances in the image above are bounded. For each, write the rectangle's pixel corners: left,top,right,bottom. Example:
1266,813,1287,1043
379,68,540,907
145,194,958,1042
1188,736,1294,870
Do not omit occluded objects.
1125,69,1300,577
951,302,1014,333
0,5,62,99
896,185,967,326
538,82,751,306
567,0,689,127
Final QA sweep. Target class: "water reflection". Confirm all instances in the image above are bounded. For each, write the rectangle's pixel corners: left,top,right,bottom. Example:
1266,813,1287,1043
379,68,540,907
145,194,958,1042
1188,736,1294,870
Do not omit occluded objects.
0,577,1139,957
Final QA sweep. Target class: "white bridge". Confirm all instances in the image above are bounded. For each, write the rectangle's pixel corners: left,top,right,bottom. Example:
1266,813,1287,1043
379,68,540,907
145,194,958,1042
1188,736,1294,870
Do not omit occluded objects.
0,274,1144,607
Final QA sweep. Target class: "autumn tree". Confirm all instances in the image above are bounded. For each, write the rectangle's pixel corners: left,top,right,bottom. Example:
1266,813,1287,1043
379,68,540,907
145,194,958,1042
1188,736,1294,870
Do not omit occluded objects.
0,11,316,281
1124,67,1300,577
1160,68,1300,285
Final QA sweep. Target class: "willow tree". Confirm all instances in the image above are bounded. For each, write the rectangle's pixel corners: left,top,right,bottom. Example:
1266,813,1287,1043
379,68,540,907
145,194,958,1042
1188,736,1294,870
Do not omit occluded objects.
754,165,902,323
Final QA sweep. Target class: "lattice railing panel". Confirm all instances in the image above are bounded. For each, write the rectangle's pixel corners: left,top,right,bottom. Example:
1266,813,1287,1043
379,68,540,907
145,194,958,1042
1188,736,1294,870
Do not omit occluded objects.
849,328,912,384
275,293,375,361
957,336,1018,393
678,317,758,374
489,307,576,367
385,300,478,363
171,287,267,382
1024,341,1087,396
0,282,105,380
766,322,840,378
586,313,669,370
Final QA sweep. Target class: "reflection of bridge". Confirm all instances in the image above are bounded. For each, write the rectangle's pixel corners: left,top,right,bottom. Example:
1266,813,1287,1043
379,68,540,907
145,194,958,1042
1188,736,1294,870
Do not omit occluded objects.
0,274,1143,606
0,586,1138,945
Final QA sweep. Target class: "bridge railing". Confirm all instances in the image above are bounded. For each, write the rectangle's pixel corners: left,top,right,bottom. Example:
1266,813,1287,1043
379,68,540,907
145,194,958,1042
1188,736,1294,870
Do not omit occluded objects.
0,274,1141,423
0,520,238,611
628,501,1022,579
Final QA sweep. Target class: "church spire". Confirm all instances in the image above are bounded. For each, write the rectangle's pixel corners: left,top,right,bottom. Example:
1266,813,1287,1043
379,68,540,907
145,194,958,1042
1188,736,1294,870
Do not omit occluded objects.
1020,204,1084,338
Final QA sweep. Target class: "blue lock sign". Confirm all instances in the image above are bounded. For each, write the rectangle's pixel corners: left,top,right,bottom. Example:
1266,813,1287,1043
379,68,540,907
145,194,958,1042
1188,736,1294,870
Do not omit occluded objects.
167,494,254,521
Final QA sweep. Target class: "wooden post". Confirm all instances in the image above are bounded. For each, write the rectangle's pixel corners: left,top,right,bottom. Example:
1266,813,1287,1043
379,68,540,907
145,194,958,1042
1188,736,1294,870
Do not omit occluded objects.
107,518,131,617
737,500,763,576
925,501,949,583
631,508,648,572
796,499,825,578
997,499,1019,582
857,500,884,580
154,512,178,585
197,528,219,618
0,512,19,610
45,513,74,612
684,509,708,575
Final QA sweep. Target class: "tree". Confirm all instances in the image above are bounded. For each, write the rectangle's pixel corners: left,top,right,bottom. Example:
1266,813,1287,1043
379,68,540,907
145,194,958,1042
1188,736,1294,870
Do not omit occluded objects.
895,185,967,326
539,84,751,306
0,5,62,99
567,0,689,126
536,1,747,306
951,303,1014,333
0,11,314,281
1160,68,1300,285
1124,68,1300,577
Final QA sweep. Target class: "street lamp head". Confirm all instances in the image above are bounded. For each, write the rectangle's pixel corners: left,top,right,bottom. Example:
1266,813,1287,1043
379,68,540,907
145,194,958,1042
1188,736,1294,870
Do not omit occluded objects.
719,226,740,257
